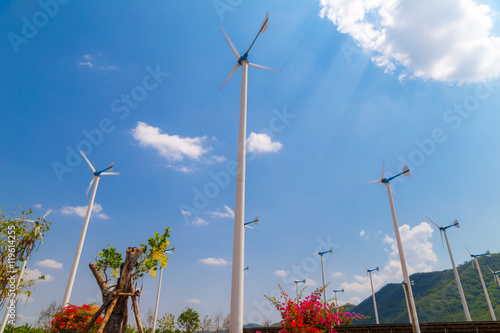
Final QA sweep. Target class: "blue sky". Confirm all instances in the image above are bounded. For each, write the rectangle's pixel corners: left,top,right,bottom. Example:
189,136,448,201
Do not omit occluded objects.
2,0,500,327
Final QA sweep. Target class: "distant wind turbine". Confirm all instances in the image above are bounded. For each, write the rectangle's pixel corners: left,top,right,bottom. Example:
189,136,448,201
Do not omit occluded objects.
0,209,52,332
427,217,470,321
292,276,305,302
310,243,333,303
244,265,250,277
244,216,259,229
62,151,120,307
487,266,500,290
218,11,279,333
466,247,496,320
369,162,420,333
333,289,344,308
151,245,175,333
363,264,380,324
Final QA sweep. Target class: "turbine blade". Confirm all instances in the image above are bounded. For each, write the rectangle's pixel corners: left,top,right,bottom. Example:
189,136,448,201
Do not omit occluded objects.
382,159,385,179
219,63,241,90
319,241,322,253
244,271,250,277
309,252,318,256
42,209,53,219
100,172,120,176
254,216,259,225
218,25,240,60
390,188,401,202
80,150,96,173
85,176,96,197
244,225,254,229
108,161,114,172
259,11,269,33
362,262,368,271
248,62,282,73
487,265,495,274
403,165,411,177
426,216,440,230
465,245,472,257
440,230,444,247
368,179,382,184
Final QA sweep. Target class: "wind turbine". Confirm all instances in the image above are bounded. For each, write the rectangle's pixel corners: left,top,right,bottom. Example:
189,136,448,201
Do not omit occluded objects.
244,265,250,277
62,151,120,307
292,276,306,302
363,264,380,324
466,247,496,320
0,209,52,332
427,217,470,321
219,12,279,333
487,266,500,290
401,280,415,324
151,245,175,333
244,216,259,229
310,244,333,303
369,163,421,333
333,289,344,309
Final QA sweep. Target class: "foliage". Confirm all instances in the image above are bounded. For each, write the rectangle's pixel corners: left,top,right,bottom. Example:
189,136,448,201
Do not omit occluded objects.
157,313,176,332
4,324,46,333
36,300,61,330
95,228,171,283
266,285,365,333
222,313,230,332
211,311,223,332
0,207,51,306
49,304,103,332
200,315,212,332
177,307,200,333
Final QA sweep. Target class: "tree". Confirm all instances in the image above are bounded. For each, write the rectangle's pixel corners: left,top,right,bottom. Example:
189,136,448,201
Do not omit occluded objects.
211,311,223,333
177,307,200,333
262,318,272,327
145,308,154,331
157,313,175,333
0,207,51,306
35,300,61,330
200,315,212,333
222,313,230,332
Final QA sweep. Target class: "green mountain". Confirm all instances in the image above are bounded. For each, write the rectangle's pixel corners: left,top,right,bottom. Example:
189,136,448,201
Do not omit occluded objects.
351,252,500,323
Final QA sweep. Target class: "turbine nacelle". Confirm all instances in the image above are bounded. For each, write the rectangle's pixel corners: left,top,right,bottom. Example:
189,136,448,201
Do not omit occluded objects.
80,150,120,196
427,217,459,247
368,163,410,190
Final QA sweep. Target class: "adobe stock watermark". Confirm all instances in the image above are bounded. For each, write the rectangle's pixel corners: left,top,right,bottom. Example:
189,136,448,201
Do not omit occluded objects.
390,78,499,188
213,0,244,21
178,106,295,223
7,0,72,54
51,64,169,182
246,235,339,324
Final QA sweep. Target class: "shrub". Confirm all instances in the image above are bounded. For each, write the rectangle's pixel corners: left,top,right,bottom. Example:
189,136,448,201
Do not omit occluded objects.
50,304,103,332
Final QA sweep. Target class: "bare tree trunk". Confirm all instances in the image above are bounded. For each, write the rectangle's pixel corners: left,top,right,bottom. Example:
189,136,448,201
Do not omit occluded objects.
103,247,143,333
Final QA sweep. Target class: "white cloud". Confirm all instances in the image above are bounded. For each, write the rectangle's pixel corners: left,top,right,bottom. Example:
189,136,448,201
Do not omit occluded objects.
36,259,63,269
60,203,109,220
305,278,318,287
167,165,197,173
34,204,42,209
132,121,208,162
199,258,228,266
319,0,500,83
246,132,283,153
187,299,202,304
24,269,54,282
181,210,192,216
348,296,361,304
78,54,116,72
340,222,437,294
192,217,208,225
275,269,287,277
208,205,235,218
359,230,365,237
331,271,345,278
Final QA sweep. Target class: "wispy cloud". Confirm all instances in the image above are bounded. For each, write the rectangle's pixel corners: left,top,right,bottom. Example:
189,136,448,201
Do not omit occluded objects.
247,132,283,154
199,258,228,266
275,269,287,277
207,205,234,218
36,259,63,269
60,203,109,220
187,298,202,304
78,54,116,72
305,278,318,287
331,271,345,278
320,0,500,83
24,269,54,282
192,217,208,226
34,204,43,209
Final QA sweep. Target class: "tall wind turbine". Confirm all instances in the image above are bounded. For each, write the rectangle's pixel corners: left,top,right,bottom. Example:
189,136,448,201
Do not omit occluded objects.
218,12,279,333
333,289,344,309
310,244,333,303
292,276,305,302
62,151,120,307
427,217,470,321
151,245,175,333
369,163,421,333
467,247,496,320
487,266,500,290
0,209,52,332
363,264,380,324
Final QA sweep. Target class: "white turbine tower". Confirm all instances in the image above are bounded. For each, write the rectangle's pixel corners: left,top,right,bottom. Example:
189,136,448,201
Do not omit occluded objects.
310,244,333,303
62,151,120,307
292,276,306,302
401,280,415,324
466,247,496,320
218,13,279,333
369,163,421,333
427,217,471,321
151,245,175,333
0,209,52,332
333,289,344,309
363,264,380,324
487,266,500,290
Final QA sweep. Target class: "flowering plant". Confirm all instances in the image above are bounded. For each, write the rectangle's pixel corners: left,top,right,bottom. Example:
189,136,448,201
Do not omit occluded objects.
266,285,365,333
50,304,103,332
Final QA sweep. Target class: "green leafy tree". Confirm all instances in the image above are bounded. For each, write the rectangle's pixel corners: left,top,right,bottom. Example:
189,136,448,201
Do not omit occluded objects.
177,307,200,333
0,207,51,306
157,313,175,333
